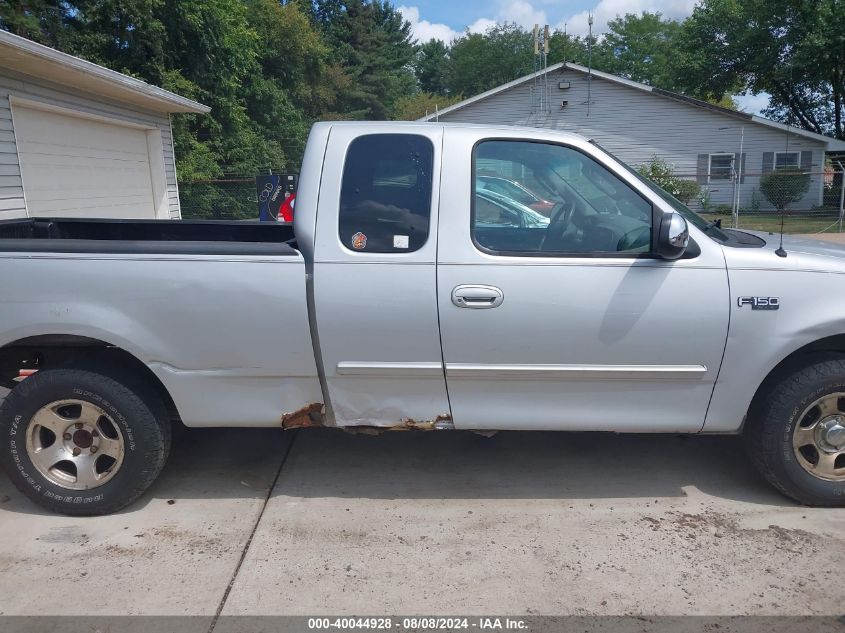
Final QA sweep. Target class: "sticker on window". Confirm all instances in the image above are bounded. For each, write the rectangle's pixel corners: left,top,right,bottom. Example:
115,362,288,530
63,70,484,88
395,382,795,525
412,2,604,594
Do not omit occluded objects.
393,235,409,249
351,232,367,250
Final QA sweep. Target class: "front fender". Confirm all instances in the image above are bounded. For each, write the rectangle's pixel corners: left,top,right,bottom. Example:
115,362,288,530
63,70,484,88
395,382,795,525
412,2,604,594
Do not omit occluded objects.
704,266,845,432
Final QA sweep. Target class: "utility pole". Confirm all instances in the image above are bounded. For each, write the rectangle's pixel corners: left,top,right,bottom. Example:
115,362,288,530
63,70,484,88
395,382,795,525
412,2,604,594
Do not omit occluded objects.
838,161,845,232
732,126,744,229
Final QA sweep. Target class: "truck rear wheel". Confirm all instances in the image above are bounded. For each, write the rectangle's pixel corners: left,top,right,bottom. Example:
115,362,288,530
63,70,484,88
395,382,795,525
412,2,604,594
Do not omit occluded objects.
0,368,170,515
745,358,845,506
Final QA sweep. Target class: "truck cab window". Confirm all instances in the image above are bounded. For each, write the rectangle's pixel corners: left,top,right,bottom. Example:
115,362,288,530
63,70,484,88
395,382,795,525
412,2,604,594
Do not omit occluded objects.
472,140,653,256
339,134,434,253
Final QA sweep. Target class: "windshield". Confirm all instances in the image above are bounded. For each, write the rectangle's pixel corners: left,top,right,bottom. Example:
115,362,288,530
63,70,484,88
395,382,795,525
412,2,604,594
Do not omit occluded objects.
589,141,729,243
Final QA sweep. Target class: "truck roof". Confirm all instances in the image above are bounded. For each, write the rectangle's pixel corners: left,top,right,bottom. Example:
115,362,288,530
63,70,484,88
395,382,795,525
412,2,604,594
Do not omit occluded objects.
312,120,591,144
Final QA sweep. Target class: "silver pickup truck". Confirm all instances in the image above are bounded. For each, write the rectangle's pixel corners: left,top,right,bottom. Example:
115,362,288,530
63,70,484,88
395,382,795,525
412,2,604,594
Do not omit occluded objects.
1,122,844,515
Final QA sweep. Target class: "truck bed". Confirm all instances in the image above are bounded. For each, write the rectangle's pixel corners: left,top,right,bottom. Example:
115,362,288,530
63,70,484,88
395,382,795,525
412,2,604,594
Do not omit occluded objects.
0,218,298,255
0,215,320,428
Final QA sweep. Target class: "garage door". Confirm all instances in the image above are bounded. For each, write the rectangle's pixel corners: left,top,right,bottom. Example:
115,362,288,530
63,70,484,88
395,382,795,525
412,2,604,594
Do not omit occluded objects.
13,105,157,218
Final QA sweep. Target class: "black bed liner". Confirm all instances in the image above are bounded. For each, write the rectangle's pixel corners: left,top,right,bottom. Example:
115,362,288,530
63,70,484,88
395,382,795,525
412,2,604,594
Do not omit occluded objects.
0,218,299,256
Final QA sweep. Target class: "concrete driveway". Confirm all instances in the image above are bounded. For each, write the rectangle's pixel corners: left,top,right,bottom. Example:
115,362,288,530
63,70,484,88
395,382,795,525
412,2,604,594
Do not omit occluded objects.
804,233,845,246
0,406,843,620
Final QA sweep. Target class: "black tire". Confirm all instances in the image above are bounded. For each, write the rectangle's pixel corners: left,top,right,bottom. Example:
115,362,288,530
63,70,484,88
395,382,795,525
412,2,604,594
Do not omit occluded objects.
745,358,845,507
0,368,171,515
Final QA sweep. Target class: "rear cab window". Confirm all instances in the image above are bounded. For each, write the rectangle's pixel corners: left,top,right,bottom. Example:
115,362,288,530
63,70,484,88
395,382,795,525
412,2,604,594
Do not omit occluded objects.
339,134,434,253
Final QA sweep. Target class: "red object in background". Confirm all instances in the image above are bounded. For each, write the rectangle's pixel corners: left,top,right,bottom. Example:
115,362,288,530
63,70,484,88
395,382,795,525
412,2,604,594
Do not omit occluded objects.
529,200,555,214
278,193,295,223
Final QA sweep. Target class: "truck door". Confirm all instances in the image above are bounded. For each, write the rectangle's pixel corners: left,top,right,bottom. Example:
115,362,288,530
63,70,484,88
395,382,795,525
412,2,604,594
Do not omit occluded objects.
311,124,450,427
436,130,730,432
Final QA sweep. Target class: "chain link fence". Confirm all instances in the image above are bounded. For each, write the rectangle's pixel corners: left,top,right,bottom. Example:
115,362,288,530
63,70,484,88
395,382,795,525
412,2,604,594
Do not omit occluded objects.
647,167,845,236
177,167,845,235
178,178,258,220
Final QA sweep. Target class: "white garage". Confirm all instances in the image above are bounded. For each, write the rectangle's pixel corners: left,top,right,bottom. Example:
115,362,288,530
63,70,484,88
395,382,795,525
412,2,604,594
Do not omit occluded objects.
0,31,209,221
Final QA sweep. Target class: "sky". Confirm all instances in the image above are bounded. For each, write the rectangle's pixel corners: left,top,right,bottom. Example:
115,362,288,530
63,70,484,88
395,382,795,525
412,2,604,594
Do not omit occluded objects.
396,0,769,114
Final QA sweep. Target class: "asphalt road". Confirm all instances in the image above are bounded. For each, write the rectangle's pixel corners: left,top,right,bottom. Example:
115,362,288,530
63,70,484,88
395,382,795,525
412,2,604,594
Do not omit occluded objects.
0,419,842,620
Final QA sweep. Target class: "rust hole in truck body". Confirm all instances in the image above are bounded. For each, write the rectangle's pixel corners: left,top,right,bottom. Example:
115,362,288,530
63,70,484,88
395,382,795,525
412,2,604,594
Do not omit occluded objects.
396,413,453,431
280,403,325,429
282,408,454,433
342,414,453,435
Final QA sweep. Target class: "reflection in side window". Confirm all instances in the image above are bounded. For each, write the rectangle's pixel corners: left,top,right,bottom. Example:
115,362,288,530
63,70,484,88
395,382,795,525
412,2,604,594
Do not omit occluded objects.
472,141,653,256
339,134,433,253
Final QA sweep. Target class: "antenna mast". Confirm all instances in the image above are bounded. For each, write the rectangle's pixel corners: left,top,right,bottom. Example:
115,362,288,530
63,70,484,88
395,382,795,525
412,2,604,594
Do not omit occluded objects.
532,24,539,115
587,13,593,117
543,25,550,113
563,23,566,62
531,24,551,115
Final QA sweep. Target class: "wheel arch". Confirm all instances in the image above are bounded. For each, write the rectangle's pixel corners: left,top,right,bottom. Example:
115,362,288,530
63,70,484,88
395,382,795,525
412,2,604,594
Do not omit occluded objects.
747,333,845,421
0,334,180,423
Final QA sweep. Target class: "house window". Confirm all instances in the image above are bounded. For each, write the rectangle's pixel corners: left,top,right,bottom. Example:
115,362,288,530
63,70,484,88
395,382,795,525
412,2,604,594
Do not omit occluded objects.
708,154,734,181
775,151,800,170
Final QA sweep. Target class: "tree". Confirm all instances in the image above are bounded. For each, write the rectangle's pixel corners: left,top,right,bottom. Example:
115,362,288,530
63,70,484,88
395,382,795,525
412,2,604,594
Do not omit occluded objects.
66,0,167,82
708,95,739,111
593,12,682,89
415,38,451,95
676,0,845,139
0,0,72,47
393,91,463,120
759,168,811,211
242,0,350,165
546,30,590,65
448,23,533,96
314,0,416,119
157,0,281,176
637,157,700,204
247,0,337,114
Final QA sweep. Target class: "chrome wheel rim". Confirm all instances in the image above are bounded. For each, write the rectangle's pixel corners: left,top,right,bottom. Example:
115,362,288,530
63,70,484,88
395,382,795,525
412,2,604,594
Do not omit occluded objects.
25,399,125,490
793,392,845,482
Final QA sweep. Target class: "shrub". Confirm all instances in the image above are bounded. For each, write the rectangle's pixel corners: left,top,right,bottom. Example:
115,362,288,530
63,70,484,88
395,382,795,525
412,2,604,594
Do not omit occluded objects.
759,168,810,211
637,157,701,204
698,187,712,212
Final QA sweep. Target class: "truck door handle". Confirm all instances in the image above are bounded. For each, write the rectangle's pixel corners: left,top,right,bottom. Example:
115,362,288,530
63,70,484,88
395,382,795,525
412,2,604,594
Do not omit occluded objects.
452,285,504,309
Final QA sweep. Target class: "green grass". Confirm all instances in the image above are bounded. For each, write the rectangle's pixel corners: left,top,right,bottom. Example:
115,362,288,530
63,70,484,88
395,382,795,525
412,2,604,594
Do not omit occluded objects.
700,212,844,235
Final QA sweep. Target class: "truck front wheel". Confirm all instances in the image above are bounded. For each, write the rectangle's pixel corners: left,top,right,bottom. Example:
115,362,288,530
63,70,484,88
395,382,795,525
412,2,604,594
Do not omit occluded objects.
0,368,170,515
746,358,845,506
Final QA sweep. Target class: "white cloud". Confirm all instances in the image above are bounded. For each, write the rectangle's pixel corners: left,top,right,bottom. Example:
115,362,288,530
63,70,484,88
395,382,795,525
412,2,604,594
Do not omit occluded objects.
499,1,548,28
400,1,553,43
559,0,698,35
467,17,498,33
398,5,462,43
402,0,699,45
734,92,771,116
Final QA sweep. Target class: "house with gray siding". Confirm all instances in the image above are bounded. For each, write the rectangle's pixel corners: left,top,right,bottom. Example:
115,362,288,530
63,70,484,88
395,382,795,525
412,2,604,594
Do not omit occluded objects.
421,62,845,211
0,31,208,221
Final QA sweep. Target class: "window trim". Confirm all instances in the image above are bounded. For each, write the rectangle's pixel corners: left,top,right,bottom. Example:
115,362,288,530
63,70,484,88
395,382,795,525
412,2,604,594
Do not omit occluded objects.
469,138,659,259
337,133,435,255
707,153,734,183
774,150,800,170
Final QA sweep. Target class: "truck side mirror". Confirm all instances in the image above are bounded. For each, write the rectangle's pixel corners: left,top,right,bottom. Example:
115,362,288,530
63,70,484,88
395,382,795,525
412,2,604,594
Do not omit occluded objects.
656,212,689,260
